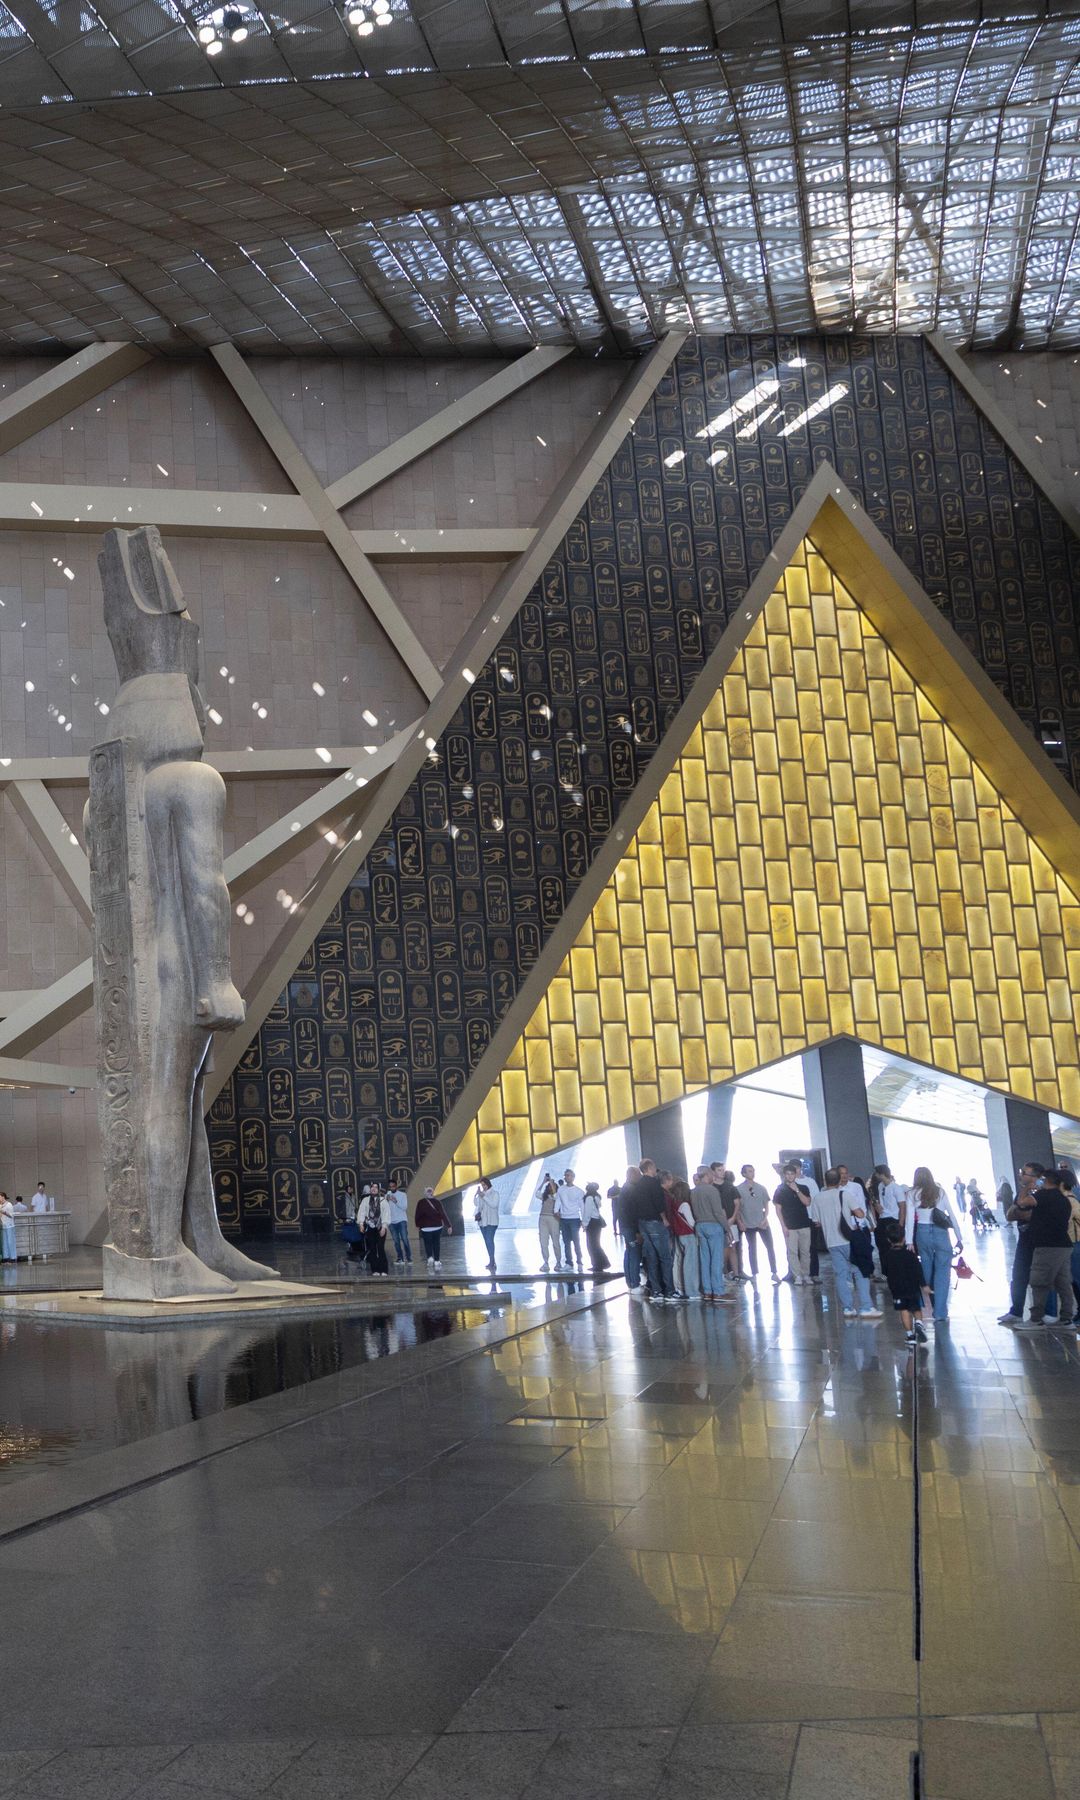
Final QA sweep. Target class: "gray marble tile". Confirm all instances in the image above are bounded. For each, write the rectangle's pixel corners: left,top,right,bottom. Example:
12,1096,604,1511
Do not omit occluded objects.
263,1738,433,1800
788,1723,917,1799
521,1728,675,1800
447,1498,629,1566
5,1747,183,1800
154,1740,312,1797
390,1731,554,1800
0,1755,60,1798
545,1544,742,1635
449,1620,716,1733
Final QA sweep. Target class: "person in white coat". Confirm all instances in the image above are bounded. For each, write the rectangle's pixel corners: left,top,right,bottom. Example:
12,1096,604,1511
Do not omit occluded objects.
553,1169,585,1272
0,1192,15,1263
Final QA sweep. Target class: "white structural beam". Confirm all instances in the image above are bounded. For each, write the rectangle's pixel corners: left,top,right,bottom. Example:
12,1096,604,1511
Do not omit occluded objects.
0,343,150,457
0,1055,95,1089
0,484,533,560
7,780,92,924
0,742,412,786
210,344,442,702
325,346,573,511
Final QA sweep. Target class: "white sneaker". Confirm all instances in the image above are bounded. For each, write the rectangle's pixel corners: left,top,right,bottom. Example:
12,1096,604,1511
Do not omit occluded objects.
858,1310,883,1321
426,1256,435,1271
998,1313,1021,1327
541,1263,550,1272
842,1308,858,1318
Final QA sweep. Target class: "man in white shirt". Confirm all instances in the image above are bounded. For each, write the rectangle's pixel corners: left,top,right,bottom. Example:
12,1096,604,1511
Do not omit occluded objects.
737,1164,780,1283
384,1185,412,1267
31,1183,52,1214
836,1164,869,1213
810,1169,880,1320
554,1169,585,1272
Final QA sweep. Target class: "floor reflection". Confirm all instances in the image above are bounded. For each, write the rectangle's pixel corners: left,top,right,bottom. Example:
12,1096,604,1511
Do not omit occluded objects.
0,1305,476,1486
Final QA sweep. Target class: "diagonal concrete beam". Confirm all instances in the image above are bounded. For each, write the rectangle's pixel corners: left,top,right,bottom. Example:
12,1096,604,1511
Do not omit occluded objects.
0,343,150,458
325,346,573,510
210,344,442,702
0,1054,95,1089
0,745,405,785
7,779,92,924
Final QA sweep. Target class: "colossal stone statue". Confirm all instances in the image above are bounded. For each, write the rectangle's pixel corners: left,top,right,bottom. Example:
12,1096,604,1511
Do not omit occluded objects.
88,526,275,1299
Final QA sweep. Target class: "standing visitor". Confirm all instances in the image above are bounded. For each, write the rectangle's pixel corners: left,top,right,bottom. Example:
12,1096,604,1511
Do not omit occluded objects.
809,1170,878,1319
996,1176,1014,1215
953,1174,967,1215
662,1171,700,1300
906,1166,963,1325
553,1169,585,1272
774,1164,813,1284
415,1187,452,1270
0,1192,14,1263
1015,1170,1078,1332
998,1162,1044,1326
736,1164,779,1283
868,1164,907,1274
614,1165,644,1292
359,1185,389,1277
883,1218,928,1346
31,1182,52,1213
385,1183,412,1268
537,1174,560,1271
633,1158,676,1302
473,1177,500,1272
691,1167,734,1302
714,1166,745,1282
582,1183,610,1272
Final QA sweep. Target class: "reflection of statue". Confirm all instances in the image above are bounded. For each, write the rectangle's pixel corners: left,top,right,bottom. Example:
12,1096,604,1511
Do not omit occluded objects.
87,526,275,1299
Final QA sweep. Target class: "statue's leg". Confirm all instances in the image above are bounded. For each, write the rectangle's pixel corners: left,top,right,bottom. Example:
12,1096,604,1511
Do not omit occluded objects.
144,761,244,1029
182,1046,276,1283
140,785,236,1298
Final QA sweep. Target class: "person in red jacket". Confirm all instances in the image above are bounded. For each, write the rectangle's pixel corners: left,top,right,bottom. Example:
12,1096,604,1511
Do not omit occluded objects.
415,1188,453,1271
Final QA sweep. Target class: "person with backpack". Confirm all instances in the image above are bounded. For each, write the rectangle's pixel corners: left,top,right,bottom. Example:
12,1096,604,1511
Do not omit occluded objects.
883,1218,929,1346
905,1166,962,1324
809,1169,880,1319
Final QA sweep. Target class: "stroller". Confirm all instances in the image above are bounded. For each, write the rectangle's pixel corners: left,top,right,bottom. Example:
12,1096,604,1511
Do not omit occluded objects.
968,1185,998,1231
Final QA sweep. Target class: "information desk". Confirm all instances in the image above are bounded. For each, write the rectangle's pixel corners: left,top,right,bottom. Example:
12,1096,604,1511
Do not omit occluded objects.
12,1211,70,1261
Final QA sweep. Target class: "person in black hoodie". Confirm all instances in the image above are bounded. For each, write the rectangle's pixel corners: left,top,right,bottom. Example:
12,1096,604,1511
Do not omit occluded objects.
1016,1172,1078,1332
883,1218,928,1347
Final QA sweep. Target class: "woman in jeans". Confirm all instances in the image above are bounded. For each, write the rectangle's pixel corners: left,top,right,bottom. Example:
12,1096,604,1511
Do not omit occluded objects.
906,1165,962,1323
473,1177,500,1271
415,1187,452,1271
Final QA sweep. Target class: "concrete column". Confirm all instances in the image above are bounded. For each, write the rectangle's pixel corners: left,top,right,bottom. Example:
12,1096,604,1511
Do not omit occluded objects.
869,1114,888,1167
638,1101,688,1181
702,1084,734,1166
985,1091,1054,1190
623,1115,642,1165
802,1040,874,1176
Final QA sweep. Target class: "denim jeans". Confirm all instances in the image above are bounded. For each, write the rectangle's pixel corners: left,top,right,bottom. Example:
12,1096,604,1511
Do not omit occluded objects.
623,1233,642,1288
389,1220,411,1263
639,1217,675,1297
696,1220,727,1294
829,1243,872,1312
479,1223,498,1266
559,1218,583,1267
916,1223,953,1321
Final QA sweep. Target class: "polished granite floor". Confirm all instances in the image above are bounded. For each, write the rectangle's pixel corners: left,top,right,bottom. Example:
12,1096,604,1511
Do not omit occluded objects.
1,1230,1077,1799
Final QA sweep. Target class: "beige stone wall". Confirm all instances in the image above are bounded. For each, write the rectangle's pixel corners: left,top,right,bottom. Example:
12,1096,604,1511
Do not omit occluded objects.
0,350,624,1242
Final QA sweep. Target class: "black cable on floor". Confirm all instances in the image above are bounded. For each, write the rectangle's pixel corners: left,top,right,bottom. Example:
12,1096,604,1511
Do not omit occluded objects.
911,1749,922,1797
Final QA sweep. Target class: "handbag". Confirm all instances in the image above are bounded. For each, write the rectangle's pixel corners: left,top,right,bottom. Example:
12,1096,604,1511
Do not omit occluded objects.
341,1221,362,1245
930,1206,953,1230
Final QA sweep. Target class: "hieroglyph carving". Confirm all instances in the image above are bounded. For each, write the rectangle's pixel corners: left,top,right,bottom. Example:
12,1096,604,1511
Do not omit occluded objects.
87,526,275,1298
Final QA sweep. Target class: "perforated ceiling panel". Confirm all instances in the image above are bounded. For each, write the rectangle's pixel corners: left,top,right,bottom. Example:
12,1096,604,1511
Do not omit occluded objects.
0,8,1075,350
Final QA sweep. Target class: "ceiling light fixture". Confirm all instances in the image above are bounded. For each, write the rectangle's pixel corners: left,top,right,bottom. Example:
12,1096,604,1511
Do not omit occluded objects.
192,3,256,55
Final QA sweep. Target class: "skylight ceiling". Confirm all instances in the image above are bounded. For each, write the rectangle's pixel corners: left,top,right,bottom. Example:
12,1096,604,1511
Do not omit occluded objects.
0,3,1076,352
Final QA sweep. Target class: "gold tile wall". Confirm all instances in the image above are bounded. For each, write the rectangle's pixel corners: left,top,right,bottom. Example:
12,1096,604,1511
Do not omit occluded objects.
446,535,1080,1187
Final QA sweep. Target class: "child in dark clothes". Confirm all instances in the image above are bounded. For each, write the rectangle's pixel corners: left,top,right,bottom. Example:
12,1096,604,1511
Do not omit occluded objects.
883,1218,929,1346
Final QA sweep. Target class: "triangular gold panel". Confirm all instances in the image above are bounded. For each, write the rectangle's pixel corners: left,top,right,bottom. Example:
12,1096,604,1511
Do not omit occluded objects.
439,517,1080,1189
